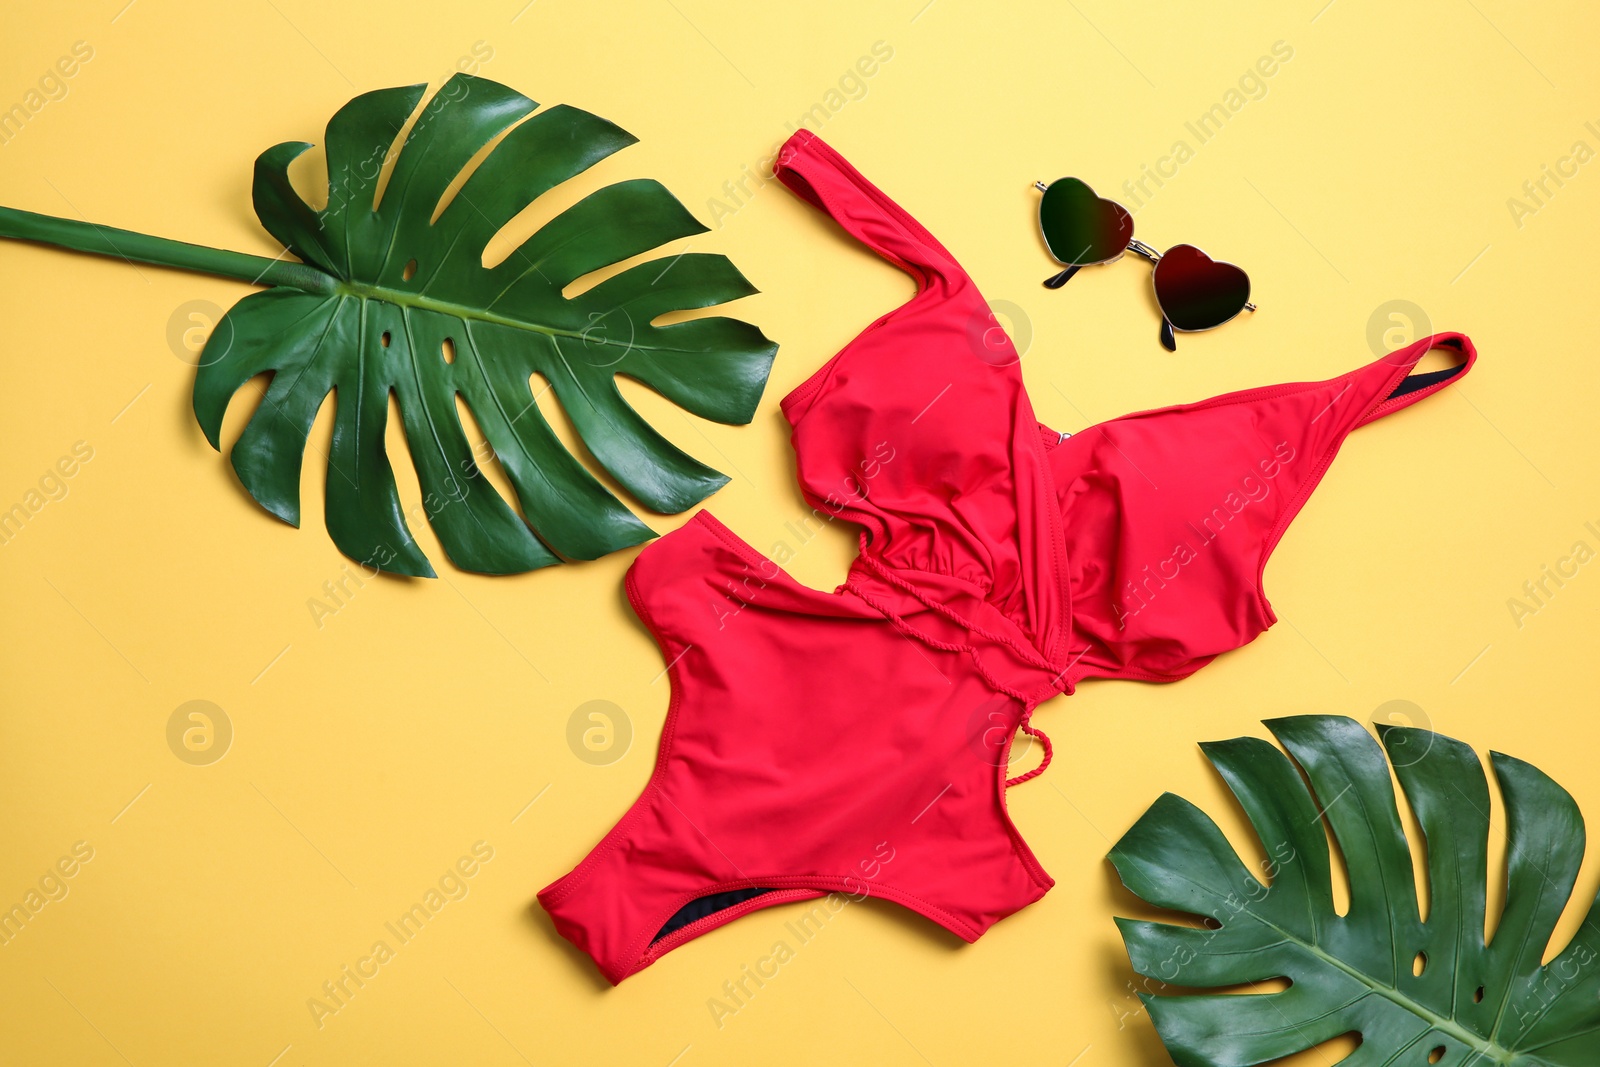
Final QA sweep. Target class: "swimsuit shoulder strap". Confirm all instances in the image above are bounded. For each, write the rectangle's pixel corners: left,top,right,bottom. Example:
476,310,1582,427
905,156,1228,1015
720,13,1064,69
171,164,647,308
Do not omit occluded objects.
772,129,967,291
1357,331,1477,428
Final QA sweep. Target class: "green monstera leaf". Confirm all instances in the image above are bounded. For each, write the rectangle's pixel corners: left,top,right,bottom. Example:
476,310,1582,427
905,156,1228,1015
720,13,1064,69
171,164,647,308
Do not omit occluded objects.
1110,715,1600,1067
0,74,776,577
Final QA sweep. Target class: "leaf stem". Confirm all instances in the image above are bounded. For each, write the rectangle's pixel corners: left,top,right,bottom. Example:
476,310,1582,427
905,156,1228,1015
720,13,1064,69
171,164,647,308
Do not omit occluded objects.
0,204,337,294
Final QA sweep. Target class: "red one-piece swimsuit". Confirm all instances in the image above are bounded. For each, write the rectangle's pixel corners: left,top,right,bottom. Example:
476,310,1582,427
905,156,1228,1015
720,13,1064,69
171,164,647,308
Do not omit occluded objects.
539,129,1477,985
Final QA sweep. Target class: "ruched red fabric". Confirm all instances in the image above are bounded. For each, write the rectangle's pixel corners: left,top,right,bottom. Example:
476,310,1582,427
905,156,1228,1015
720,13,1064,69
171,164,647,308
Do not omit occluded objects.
539,129,1476,984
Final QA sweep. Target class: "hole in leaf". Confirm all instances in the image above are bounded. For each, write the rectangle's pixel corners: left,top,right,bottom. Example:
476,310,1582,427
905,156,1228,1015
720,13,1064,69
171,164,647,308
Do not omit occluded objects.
380,330,392,348
453,396,522,519
429,109,538,225
441,337,455,365
562,243,690,303
380,387,445,563
1324,816,1353,917
1428,1045,1446,1064
1295,1032,1362,1064
1485,764,1509,949
1287,754,1353,917
1413,951,1428,977
1392,750,1432,924
369,88,435,213
286,143,330,211
535,371,635,501
481,150,635,271
652,305,731,329
402,258,418,282
1145,975,1291,998
217,371,277,453
1474,986,1484,1003
1231,975,1290,994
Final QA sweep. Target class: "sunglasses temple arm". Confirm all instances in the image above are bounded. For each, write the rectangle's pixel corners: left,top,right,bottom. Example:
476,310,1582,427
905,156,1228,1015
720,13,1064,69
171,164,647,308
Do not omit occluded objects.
1159,318,1178,352
1043,265,1082,289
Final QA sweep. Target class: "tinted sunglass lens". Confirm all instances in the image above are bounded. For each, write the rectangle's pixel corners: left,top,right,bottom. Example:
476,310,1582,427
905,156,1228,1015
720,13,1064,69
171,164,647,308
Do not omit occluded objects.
1151,244,1251,332
1038,178,1134,267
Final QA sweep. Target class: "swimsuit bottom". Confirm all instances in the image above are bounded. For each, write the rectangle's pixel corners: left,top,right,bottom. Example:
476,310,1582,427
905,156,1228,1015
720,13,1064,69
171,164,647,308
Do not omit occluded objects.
539,129,1477,985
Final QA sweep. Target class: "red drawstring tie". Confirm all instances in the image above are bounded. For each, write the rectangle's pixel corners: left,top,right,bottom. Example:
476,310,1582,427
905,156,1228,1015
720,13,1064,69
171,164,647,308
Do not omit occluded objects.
842,577,1057,789
1005,716,1052,787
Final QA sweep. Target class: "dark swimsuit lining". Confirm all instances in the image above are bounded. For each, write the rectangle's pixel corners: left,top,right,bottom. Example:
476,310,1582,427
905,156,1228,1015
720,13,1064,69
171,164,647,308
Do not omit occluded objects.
653,887,779,943
1386,361,1465,399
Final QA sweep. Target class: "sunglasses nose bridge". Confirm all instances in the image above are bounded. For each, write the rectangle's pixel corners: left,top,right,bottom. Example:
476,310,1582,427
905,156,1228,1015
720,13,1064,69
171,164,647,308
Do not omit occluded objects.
1126,238,1162,263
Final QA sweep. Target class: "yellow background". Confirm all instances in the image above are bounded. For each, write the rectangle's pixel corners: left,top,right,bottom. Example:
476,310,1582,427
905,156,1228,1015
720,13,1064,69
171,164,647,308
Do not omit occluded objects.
2,1,1597,1064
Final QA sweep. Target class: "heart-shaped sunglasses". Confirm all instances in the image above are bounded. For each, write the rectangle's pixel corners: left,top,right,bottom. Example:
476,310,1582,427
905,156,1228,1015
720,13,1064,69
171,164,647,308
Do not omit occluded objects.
1034,177,1255,351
